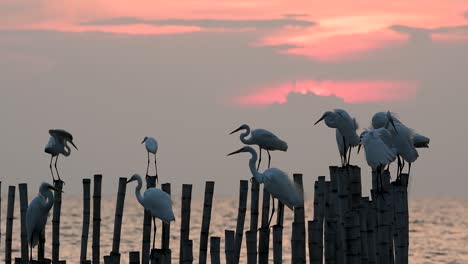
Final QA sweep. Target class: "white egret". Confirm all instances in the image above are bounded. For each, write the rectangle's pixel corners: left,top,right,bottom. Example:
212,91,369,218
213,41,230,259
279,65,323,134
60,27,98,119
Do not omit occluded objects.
44,129,78,183
314,109,361,166
371,111,427,177
230,124,288,171
141,137,159,182
358,128,397,191
26,182,62,261
227,146,302,227
127,174,175,251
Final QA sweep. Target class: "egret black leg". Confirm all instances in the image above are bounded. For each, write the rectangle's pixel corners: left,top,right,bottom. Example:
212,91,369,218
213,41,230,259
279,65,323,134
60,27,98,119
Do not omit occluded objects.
268,198,276,228
54,155,62,182
408,162,412,176
257,147,262,171
146,151,150,177
267,150,271,168
152,217,157,250
400,159,406,178
49,155,56,182
342,136,347,167
347,146,352,166
30,239,33,262
397,156,402,179
154,154,158,185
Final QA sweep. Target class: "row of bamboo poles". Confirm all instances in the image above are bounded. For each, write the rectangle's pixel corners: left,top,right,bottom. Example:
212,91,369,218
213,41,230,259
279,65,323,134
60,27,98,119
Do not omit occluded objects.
1,165,409,263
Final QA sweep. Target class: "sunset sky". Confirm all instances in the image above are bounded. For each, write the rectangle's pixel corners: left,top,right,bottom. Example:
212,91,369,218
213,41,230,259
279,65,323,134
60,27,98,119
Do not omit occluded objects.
1,1,467,197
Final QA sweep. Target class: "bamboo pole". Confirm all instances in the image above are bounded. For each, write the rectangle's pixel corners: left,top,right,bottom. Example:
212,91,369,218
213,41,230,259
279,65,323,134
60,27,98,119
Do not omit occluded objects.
324,181,337,264
142,176,156,264
179,184,193,264
129,252,140,264
291,173,306,264
246,231,257,264
210,237,220,264
258,188,270,264
199,181,215,264
359,197,369,264
234,180,248,264
330,167,346,264
161,183,172,263
393,174,409,264
367,199,377,264
308,220,322,264
80,179,91,264
247,178,260,264
18,183,29,262
5,186,15,264
348,166,362,209
52,180,64,262
272,225,283,264
312,176,326,264
111,177,127,262
183,240,193,264
92,174,103,264
225,230,235,264
373,171,390,264
345,210,361,264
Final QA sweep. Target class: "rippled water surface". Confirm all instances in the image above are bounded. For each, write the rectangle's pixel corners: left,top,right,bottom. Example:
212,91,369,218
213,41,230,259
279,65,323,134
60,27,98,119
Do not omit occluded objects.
1,195,466,263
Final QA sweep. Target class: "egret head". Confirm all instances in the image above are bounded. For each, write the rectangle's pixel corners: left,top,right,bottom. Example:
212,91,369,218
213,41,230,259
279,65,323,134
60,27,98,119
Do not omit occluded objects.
230,124,249,135
314,111,337,127
126,174,141,184
141,137,148,144
357,131,369,154
39,182,63,194
227,146,252,156
386,111,399,135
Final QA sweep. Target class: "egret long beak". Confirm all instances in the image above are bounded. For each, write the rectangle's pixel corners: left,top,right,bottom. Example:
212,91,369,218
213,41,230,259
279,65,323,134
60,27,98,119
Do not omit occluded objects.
141,137,146,144
314,115,325,125
227,148,245,156
387,111,399,135
69,141,78,150
229,126,243,135
48,186,64,193
357,144,362,154
126,179,135,184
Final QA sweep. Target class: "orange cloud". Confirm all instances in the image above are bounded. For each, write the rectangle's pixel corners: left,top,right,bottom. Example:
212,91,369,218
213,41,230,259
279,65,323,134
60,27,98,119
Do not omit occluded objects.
234,80,419,106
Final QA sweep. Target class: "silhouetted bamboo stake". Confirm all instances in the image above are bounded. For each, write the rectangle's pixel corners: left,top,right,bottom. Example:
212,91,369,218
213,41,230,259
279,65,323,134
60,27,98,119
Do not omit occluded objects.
129,252,140,264
393,174,409,264
323,181,336,264
345,210,361,264
103,256,111,264
183,240,193,264
18,183,29,262
199,181,215,264
52,180,64,262
92,174,103,264
373,171,390,264
111,177,127,262
247,179,259,263
80,179,91,264
210,237,220,264
291,173,306,264
348,166,362,208
234,180,248,264
225,230,235,264
142,176,156,264
273,202,284,264
308,220,321,264
312,176,326,264
359,197,369,264
330,167,345,264
179,184,192,264
258,188,270,264
5,186,15,264
245,231,257,264
161,183,172,263
367,199,377,264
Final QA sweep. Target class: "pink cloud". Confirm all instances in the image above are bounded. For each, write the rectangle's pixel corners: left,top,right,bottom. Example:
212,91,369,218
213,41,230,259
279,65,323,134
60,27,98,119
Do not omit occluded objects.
234,80,419,106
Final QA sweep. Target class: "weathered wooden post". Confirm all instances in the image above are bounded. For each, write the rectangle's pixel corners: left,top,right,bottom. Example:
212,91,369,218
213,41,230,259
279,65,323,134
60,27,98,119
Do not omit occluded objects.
291,173,306,264
199,181,215,264
247,179,260,263
225,230,235,264
92,174,103,264
210,237,221,264
5,186,15,264
180,184,193,264
80,179,91,264
161,183,172,263
393,174,409,264
52,180,64,263
142,176,156,264
234,180,248,264
258,188,270,264
18,183,29,262
129,252,140,264
110,177,128,263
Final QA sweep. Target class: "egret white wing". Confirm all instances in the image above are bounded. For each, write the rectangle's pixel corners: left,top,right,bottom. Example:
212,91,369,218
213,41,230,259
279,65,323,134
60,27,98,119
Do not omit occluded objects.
263,168,303,210
143,188,175,223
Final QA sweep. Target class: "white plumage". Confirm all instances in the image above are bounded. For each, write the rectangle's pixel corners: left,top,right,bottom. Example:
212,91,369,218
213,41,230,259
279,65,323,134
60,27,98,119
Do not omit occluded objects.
314,109,360,166
127,174,175,249
44,129,77,182
359,128,397,170
230,124,288,170
228,146,302,227
141,136,159,181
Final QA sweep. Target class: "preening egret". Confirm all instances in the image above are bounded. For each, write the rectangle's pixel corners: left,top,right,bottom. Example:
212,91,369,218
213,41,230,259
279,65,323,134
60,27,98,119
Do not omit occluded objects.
44,129,78,183
127,174,175,250
227,146,302,227
314,109,360,166
371,111,427,177
230,124,288,171
358,128,397,191
26,182,62,262
142,137,159,182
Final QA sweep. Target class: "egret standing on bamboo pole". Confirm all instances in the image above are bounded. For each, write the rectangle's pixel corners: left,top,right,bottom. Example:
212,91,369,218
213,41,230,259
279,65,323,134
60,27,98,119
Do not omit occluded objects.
227,146,302,227
26,182,62,262
44,129,78,183
372,111,428,178
230,124,288,170
142,136,159,182
127,174,175,253
314,109,360,166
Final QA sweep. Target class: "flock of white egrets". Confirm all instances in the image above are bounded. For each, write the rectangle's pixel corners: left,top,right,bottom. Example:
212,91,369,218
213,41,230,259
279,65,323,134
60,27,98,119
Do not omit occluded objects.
25,109,429,261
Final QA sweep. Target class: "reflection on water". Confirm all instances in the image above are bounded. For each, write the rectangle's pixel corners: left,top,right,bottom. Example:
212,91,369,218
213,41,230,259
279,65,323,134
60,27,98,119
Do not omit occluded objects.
1,195,466,263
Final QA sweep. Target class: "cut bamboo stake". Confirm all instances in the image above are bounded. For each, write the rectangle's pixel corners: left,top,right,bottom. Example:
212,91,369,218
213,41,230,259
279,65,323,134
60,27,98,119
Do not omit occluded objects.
393,174,409,264
161,183,172,263
330,167,346,264
179,184,193,264
291,173,306,264
129,252,140,264
373,171,390,264
234,180,248,264
345,210,361,264
210,237,221,264
19,183,29,262
258,188,270,264
92,174,103,264
52,180,64,262
246,231,257,264
111,177,127,261
324,181,337,264
5,186,15,264
142,176,156,264
348,166,362,208
359,197,369,264
247,178,260,264
367,199,378,264
272,225,283,264
225,230,235,264
312,176,326,264
199,181,215,264
308,220,322,264
183,240,193,264
80,179,91,264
